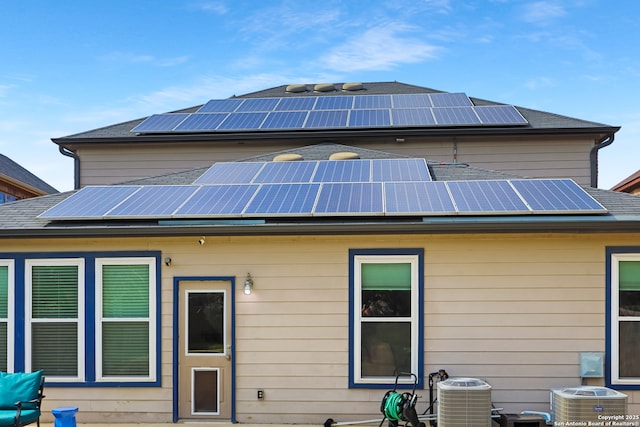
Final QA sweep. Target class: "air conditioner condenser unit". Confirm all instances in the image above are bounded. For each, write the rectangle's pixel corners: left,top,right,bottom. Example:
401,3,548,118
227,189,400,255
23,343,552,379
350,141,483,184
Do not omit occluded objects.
438,377,492,427
551,386,627,425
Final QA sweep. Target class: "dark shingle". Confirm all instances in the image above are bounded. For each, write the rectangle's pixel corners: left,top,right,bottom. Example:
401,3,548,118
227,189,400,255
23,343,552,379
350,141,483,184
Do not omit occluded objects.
0,154,58,194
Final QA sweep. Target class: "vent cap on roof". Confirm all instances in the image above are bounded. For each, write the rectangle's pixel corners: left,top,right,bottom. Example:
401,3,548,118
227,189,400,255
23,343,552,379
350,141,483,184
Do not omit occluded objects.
329,152,360,160
285,84,307,93
314,83,335,92
273,153,304,162
342,82,364,91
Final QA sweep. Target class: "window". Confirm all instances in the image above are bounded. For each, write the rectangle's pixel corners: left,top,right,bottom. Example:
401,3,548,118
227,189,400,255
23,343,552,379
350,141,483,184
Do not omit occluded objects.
609,252,640,386
0,260,14,372
96,258,156,382
350,249,423,387
25,259,85,381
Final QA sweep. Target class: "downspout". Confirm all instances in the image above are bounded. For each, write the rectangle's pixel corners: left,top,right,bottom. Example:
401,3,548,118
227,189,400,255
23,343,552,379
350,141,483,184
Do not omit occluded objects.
58,146,81,189
590,133,614,188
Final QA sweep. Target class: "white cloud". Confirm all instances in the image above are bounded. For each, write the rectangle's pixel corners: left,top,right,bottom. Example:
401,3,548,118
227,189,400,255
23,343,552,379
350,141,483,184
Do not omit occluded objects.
322,24,441,72
523,77,556,90
191,1,228,15
0,84,14,97
520,1,566,25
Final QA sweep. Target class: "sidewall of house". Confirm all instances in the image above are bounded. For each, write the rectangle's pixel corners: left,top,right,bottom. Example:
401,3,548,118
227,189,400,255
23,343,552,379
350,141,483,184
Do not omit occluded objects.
3,233,638,423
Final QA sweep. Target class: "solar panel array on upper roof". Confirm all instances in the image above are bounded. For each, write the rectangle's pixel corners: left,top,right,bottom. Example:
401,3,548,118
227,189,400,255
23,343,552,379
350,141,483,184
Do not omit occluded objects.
130,92,527,133
39,158,607,221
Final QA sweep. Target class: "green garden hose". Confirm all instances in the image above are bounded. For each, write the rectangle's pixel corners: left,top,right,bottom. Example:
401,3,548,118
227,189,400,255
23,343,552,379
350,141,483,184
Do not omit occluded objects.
382,391,405,422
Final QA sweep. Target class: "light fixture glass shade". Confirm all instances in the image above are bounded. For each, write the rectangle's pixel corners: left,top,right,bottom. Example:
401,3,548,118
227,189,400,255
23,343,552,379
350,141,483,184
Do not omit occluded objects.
244,274,253,295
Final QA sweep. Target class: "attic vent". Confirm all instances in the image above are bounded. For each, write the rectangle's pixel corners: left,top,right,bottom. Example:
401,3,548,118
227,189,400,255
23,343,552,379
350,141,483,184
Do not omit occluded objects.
314,83,335,92
342,82,364,91
329,152,360,160
273,153,303,162
285,84,307,93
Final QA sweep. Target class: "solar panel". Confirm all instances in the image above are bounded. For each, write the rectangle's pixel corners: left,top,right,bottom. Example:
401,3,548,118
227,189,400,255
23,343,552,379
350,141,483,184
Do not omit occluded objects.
131,114,189,133
174,113,228,131
217,112,268,130
391,108,436,126
385,181,455,214
244,183,320,215
305,110,349,128
197,99,243,113
510,179,607,213
235,98,280,112
475,105,527,125
392,94,432,108
372,158,432,182
260,111,308,129
432,107,481,125
106,186,199,217
194,162,264,184
175,185,258,216
275,97,316,111
353,95,392,109
314,96,354,110
253,161,317,183
131,92,529,133
39,186,141,219
349,109,391,127
312,159,371,182
314,183,383,215
430,92,473,107
447,180,530,213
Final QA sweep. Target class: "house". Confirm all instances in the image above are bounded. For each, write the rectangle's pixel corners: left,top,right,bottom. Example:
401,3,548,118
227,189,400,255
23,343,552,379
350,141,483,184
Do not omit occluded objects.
0,154,58,203
611,169,640,195
1,83,639,425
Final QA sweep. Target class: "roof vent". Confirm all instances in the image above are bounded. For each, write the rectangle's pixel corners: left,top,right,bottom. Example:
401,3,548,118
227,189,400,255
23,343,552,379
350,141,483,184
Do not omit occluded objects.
342,82,364,91
285,84,307,93
273,153,304,162
314,83,335,92
329,152,360,160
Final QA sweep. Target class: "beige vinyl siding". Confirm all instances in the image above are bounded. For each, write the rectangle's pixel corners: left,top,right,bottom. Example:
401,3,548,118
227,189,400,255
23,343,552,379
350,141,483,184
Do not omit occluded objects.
3,233,638,424
73,135,595,186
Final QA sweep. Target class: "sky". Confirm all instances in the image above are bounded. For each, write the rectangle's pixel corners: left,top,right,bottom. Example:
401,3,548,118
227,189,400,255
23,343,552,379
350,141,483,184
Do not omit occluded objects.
1,0,638,192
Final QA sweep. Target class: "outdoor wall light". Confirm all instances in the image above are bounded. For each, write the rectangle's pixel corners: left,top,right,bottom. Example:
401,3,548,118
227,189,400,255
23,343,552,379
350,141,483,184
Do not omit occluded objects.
244,273,254,295
164,257,172,266
198,236,206,245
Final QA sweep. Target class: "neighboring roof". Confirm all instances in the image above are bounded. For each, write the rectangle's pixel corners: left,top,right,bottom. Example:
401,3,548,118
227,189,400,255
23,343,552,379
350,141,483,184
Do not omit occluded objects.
2,144,640,238
52,81,617,144
0,154,58,195
611,169,640,193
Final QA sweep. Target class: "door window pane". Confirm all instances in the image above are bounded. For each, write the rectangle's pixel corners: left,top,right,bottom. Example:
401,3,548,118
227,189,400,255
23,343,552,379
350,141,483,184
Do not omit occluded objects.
188,292,224,353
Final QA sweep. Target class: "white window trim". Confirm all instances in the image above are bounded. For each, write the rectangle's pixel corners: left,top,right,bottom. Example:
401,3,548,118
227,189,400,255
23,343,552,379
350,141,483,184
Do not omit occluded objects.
0,260,14,372
25,258,85,381
185,289,227,357
610,253,640,385
95,257,157,382
353,254,420,385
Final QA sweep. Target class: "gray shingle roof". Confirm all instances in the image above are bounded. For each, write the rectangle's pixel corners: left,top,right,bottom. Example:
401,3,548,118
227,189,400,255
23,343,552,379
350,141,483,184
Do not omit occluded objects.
0,154,58,194
2,143,640,236
52,81,617,142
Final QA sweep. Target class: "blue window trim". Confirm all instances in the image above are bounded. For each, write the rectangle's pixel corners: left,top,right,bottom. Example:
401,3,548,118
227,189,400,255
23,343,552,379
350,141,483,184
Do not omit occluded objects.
605,246,640,390
172,276,237,423
0,251,162,387
348,248,424,389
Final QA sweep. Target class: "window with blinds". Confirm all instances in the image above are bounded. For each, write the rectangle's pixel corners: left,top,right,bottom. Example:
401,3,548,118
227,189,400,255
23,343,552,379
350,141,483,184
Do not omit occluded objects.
350,250,423,387
96,258,156,381
0,262,11,372
26,259,84,380
610,254,640,385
